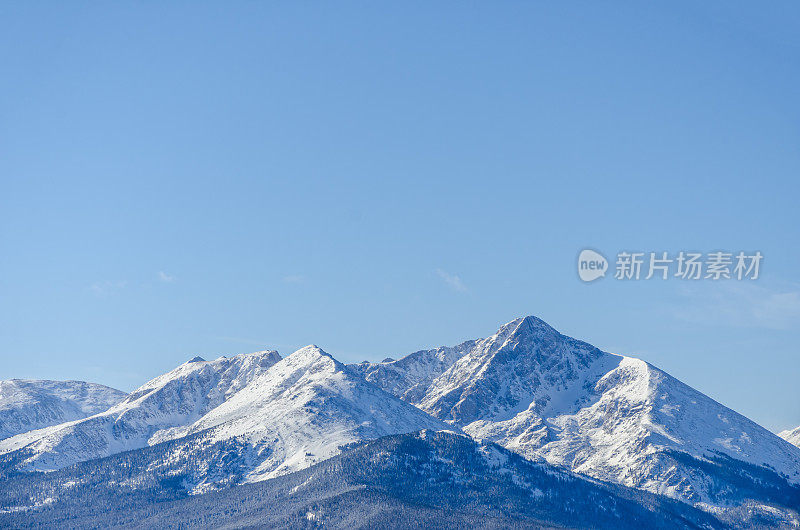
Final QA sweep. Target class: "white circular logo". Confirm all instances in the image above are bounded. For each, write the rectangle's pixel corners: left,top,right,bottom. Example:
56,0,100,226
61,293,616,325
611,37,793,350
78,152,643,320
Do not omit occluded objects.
578,249,608,282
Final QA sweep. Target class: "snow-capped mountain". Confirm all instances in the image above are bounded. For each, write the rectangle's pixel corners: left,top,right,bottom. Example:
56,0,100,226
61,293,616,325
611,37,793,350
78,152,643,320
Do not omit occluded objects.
3,317,799,526
352,316,800,518
0,379,125,441
141,345,453,489
0,346,450,493
781,426,800,448
0,350,282,471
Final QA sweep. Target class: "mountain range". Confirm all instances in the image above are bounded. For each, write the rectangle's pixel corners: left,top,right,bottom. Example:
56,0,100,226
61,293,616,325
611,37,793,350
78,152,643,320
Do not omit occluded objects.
0,346,448,494
1,316,799,528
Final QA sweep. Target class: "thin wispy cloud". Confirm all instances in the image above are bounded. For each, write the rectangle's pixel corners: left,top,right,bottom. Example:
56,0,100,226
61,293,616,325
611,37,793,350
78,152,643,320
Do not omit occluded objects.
211,336,306,355
283,274,306,284
672,282,800,331
435,269,468,293
90,280,127,297
158,271,175,283
213,336,273,348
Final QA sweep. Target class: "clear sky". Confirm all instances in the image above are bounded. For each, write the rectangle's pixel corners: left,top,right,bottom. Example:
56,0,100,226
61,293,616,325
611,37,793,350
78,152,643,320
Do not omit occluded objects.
1,2,799,431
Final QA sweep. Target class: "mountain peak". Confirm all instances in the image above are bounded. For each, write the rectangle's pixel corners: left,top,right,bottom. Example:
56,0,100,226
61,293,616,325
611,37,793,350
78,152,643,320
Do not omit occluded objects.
358,314,604,426
497,315,557,336
489,315,561,352
284,345,341,371
187,356,206,363
292,344,328,358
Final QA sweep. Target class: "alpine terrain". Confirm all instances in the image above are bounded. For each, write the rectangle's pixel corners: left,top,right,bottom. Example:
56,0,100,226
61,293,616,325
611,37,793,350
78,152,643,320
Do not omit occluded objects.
352,316,800,525
1,316,799,528
0,379,125,441
0,346,450,493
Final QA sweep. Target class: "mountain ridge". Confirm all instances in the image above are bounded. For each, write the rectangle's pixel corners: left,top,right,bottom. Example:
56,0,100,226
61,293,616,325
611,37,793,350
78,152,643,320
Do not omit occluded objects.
0,345,451,492
351,315,800,520
0,349,283,471
0,379,126,441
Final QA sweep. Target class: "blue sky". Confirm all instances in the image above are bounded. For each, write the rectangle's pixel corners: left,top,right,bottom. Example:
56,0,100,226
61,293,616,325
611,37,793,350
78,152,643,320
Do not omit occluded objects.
1,2,799,431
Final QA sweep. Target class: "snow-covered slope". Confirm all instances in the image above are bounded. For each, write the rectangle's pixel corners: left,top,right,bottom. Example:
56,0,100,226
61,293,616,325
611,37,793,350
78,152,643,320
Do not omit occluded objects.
351,339,478,404
353,316,800,514
144,345,453,489
0,346,450,493
781,426,800,448
0,350,281,471
0,379,125,441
